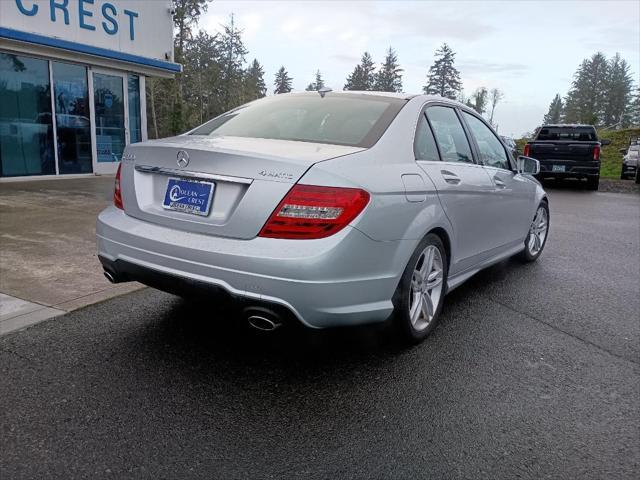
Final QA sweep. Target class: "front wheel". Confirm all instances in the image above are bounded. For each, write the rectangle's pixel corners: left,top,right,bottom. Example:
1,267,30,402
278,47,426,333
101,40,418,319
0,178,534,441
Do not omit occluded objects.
393,234,448,344
518,202,549,263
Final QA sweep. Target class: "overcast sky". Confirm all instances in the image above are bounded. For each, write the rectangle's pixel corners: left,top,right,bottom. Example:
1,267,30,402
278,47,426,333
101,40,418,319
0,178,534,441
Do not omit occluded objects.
200,0,640,137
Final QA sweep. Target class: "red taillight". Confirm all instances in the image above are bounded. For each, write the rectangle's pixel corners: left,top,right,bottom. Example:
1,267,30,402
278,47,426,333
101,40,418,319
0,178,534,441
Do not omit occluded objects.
593,145,600,161
114,163,123,210
258,184,370,239
523,144,531,157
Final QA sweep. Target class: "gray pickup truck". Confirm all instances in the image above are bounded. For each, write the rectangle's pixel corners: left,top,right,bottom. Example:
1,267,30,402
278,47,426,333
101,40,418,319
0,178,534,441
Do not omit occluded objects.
524,124,610,190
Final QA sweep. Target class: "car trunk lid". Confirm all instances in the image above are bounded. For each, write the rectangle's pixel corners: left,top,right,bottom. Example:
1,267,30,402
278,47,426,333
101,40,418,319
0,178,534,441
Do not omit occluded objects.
120,135,363,239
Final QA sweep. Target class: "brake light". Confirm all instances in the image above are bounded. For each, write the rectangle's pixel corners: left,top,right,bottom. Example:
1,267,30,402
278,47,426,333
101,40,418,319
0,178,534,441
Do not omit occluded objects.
259,184,370,239
593,145,600,161
114,163,123,209
523,144,531,157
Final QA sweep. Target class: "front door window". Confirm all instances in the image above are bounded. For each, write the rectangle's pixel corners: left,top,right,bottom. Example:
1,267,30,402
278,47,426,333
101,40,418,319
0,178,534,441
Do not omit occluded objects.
93,73,126,163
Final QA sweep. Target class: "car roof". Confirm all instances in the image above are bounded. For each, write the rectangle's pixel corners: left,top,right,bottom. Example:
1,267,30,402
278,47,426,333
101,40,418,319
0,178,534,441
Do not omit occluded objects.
286,91,468,108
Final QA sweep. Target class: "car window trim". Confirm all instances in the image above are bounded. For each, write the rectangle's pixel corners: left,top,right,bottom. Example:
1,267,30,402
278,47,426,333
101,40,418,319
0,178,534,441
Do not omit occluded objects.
458,106,514,172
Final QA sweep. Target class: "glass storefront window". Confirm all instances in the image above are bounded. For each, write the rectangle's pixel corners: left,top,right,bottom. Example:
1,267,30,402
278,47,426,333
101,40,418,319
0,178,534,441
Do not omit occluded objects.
128,74,142,144
52,62,93,174
0,53,55,177
93,73,126,163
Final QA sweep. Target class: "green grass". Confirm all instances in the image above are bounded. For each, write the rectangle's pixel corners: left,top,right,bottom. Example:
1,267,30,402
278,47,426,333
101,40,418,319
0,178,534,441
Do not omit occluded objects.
515,128,640,179
597,128,640,178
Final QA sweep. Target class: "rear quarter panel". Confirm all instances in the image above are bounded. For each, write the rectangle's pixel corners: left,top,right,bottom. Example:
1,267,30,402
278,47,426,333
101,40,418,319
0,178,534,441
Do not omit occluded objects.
300,96,454,244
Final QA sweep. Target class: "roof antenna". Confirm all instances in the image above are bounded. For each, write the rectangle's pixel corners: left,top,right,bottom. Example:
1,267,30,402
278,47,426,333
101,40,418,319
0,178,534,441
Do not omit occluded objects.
318,87,332,98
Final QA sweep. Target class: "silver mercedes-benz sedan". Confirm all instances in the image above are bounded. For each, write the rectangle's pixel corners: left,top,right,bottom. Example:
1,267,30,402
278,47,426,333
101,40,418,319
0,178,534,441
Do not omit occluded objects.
97,91,548,343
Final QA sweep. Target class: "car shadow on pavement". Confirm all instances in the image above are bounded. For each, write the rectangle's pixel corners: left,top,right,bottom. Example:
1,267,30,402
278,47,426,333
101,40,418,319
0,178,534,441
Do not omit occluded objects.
132,257,520,373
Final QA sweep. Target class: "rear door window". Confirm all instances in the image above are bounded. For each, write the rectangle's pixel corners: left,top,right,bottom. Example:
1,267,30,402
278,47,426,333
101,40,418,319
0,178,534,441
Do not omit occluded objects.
425,106,474,163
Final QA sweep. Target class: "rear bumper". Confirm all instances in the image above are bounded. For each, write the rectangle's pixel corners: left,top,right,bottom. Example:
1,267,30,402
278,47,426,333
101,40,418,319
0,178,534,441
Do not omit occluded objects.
536,160,600,179
622,163,637,176
97,206,413,328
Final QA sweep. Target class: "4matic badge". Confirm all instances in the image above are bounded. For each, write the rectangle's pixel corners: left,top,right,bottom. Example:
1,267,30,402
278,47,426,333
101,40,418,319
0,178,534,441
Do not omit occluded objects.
258,170,294,181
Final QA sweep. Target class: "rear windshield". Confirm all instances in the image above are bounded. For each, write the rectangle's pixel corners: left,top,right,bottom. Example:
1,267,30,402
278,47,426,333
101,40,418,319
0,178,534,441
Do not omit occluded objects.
189,93,406,148
536,126,597,141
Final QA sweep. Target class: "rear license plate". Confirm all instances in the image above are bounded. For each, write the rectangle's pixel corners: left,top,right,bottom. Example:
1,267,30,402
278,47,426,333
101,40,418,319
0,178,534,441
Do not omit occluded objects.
552,165,566,172
162,178,215,216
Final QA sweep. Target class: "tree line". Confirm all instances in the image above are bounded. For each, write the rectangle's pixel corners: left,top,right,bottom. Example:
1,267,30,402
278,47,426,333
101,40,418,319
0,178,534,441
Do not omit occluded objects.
151,1,589,139
542,52,639,128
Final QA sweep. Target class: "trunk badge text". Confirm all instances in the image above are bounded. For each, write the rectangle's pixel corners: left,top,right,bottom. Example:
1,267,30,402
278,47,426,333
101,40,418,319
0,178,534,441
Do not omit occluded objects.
177,151,190,168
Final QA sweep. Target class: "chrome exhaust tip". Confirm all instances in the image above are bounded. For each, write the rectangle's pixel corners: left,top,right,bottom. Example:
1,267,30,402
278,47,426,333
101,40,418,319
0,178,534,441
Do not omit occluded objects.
247,314,282,332
104,270,117,283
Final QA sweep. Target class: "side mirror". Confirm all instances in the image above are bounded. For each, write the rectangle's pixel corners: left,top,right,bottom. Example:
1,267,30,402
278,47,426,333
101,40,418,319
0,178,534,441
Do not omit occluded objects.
600,139,611,146
619,148,628,154
517,155,540,175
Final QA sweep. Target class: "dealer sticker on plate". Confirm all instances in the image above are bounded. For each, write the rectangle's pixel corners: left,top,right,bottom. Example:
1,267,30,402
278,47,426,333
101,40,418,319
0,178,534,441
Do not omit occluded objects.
162,178,215,216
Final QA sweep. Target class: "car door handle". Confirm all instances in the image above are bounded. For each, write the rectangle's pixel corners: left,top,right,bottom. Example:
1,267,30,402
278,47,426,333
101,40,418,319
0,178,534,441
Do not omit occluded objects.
493,176,506,189
440,170,461,185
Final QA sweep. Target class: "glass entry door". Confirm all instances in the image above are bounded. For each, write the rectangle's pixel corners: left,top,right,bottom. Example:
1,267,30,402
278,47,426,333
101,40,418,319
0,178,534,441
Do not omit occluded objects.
92,72,127,166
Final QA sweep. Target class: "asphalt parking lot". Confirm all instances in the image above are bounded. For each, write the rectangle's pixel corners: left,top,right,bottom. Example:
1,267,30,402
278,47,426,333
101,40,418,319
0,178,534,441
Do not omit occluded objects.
1,188,638,479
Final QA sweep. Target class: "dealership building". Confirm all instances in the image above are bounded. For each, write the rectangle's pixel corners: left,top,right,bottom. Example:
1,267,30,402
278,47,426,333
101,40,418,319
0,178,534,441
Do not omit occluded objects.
0,0,179,179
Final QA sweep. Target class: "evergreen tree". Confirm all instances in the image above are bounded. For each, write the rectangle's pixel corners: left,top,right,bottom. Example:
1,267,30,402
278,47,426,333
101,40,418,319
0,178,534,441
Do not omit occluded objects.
305,70,325,91
344,52,376,90
183,31,223,124
602,53,634,127
243,58,266,101
563,52,608,125
274,66,293,94
423,43,462,99
169,0,210,134
542,94,563,124
216,14,248,111
374,47,403,92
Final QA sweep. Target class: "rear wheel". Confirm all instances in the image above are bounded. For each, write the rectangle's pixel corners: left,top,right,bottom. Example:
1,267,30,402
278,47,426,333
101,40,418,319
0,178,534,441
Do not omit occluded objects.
393,234,448,344
636,169,640,184
518,202,549,263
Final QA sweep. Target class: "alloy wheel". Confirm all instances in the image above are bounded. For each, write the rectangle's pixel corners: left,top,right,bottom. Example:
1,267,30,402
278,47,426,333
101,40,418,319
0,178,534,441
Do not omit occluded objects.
409,245,444,331
527,206,548,256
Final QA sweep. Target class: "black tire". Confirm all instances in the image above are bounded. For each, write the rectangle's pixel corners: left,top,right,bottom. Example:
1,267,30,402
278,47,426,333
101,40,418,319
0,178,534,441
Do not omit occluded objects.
517,201,549,263
620,171,626,180
636,170,640,184
393,233,448,344
586,176,599,190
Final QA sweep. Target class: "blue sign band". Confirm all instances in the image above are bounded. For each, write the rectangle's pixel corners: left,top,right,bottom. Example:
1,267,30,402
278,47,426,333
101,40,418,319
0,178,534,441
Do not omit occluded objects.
0,26,182,73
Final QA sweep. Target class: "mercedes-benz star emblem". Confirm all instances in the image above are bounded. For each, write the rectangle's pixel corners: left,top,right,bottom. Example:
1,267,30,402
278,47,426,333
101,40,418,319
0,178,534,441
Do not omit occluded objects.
177,150,190,168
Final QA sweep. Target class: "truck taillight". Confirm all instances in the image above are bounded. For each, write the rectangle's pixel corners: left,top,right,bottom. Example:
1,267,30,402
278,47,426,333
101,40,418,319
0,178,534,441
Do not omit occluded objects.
593,145,600,161
258,184,370,239
523,144,531,157
114,163,123,209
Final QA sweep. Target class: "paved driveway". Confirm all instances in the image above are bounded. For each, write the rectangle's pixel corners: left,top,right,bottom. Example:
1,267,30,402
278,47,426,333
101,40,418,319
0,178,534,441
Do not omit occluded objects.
1,188,638,479
0,177,140,334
